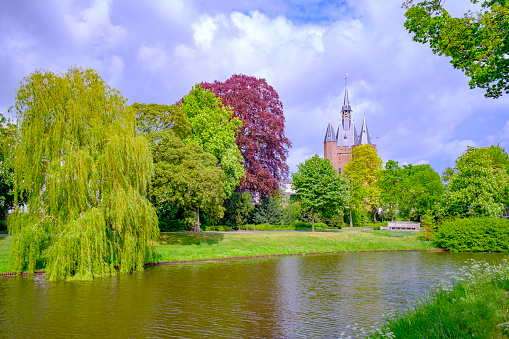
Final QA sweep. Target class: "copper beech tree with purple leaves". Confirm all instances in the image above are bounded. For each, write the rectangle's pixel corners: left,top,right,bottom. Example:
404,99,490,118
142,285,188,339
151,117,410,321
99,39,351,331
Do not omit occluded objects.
202,74,291,199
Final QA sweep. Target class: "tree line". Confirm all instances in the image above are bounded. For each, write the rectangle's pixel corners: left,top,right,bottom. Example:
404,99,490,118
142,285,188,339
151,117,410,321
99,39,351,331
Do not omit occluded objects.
0,68,290,279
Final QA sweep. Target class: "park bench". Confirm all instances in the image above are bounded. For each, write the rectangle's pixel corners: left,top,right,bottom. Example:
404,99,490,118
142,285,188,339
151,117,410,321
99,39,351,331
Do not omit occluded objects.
380,221,421,232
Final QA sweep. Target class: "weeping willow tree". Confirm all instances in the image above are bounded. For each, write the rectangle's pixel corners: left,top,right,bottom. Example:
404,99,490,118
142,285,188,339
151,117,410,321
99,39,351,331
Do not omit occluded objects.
9,67,158,280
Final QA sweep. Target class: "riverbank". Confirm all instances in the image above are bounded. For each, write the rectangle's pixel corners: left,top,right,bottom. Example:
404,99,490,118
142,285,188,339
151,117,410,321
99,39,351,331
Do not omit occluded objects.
367,259,509,339
0,230,436,274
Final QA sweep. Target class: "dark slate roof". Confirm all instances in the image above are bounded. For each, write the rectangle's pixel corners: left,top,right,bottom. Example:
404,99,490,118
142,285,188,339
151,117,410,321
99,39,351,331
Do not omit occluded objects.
324,121,337,142
358,115,372,145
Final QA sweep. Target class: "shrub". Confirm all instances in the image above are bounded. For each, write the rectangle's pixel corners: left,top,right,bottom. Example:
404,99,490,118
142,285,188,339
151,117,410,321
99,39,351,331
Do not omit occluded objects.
434,217,509,252
205,225,234,232
294,221,312,229
314,222,329,230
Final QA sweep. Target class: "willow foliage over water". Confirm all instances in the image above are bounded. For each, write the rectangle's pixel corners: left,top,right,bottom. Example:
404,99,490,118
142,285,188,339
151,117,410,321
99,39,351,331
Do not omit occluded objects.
9,67,158,280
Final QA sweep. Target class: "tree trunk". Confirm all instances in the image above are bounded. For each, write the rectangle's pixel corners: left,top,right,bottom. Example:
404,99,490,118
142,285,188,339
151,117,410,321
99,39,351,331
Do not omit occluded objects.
311,211,315,232
349,209,353,227
194,206,201,232
373,209,377,223
391,212,394,222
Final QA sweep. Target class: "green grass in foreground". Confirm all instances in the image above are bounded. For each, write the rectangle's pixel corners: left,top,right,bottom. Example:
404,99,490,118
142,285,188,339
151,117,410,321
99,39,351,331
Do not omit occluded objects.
0,231,434,273
151,230,435,263
367,259,509,339
0,236,12,273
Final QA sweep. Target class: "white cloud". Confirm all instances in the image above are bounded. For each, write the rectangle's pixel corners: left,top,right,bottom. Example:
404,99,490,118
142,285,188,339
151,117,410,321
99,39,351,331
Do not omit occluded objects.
192,16,220,48
63,0,126,50
137,44,169,72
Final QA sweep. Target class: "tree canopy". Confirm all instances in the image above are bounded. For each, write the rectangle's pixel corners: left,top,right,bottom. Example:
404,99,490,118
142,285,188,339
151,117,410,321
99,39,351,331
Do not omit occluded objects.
379,161,443,221
0,113,16,230
179,85,245,196
147,131,226,232
9,67,158,280
403,0,509,98
438,145,509,217
344,145,382,223
292,155,349,231
202,74,291,198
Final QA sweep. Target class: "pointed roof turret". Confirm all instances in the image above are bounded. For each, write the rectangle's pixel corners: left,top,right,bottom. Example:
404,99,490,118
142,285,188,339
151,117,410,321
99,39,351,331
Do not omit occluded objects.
358,113,372,145
324,121,337,142
342,74,352,113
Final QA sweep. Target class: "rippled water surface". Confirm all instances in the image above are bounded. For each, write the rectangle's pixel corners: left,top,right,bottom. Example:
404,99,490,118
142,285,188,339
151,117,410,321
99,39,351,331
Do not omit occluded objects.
0,251,506,338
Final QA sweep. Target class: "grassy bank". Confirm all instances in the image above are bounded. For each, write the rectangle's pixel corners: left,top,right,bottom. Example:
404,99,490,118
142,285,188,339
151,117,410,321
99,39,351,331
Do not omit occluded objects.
0,231,434,273
367,259,509,339
152,230,435,263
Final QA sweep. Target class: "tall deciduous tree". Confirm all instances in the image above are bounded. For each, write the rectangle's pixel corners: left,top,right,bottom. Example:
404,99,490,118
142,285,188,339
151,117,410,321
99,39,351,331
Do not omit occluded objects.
292,155,349,231
148,131,226,232
9,67,158,280
0,113,16,230
401,164,443,220
379,160,405,222
202,75,291,198
179,85,245,196
438,145,509,217
403,0,509,98
344,145,382,224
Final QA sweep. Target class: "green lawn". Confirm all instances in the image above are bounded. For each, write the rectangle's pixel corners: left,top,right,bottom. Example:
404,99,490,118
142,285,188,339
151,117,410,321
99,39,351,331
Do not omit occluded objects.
0,236,12,273
151,230,435,263
0,231,436,274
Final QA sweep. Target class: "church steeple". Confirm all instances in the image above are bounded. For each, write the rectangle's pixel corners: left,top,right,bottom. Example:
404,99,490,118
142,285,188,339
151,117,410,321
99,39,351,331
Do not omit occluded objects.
336,74,357,147
358,113,372,145
342,75,352,113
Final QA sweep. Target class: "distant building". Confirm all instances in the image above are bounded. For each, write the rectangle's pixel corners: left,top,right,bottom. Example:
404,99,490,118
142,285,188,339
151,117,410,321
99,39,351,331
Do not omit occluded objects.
324,78,376,173
279,178,296,201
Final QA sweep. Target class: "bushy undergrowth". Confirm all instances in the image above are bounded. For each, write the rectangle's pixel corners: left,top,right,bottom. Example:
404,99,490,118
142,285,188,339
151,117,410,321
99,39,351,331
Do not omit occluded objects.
434,217,509,252
205,222,335,231
367,259,509,339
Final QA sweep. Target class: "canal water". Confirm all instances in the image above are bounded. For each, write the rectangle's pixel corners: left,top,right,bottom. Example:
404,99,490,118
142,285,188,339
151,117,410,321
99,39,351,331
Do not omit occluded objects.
0,251,506,338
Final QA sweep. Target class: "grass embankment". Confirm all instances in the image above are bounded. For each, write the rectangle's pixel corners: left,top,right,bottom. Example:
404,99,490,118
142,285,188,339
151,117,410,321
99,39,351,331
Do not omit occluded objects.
0,231,434,273
151,230,435,263
368,259,509,339
0,236,12,273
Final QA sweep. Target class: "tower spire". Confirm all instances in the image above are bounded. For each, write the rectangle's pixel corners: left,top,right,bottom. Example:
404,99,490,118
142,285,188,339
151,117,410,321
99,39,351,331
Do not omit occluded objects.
342,73,351,112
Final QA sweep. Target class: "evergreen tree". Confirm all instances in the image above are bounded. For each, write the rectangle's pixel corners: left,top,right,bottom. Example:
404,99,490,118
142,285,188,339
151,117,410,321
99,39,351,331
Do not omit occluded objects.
251,195,282,225
9,67,158,280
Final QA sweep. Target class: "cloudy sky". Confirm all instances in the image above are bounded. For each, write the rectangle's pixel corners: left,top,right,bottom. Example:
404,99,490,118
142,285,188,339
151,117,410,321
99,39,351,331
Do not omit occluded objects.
1,0,508,176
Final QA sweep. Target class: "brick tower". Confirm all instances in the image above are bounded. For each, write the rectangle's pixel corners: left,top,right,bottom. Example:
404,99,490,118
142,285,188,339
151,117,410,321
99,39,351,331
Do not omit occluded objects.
324,77,376,173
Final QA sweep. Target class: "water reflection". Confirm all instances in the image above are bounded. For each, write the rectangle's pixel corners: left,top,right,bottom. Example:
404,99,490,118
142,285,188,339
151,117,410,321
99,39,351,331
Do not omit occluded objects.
0,252,506,338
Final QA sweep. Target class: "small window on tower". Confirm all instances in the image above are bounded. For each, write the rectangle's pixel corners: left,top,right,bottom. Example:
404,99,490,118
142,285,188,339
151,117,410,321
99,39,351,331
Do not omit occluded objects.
338,168,342,174
344,136,347,140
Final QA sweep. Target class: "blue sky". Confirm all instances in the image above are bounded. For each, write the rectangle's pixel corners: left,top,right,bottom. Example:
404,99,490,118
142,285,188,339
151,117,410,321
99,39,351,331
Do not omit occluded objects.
1,0,507,176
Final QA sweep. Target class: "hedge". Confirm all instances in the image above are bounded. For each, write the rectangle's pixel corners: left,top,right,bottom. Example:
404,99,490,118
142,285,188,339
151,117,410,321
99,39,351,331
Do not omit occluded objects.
434,217,509,252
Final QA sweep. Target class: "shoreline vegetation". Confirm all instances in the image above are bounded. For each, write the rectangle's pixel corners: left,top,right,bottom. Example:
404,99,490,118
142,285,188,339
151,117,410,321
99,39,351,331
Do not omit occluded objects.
367,259,509,339
0,230,435,275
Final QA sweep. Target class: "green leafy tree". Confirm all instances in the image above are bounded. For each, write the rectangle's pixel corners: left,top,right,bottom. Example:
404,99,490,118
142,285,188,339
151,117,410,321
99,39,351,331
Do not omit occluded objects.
0,113,16,230
292,155,349,231
220,192,254,229
179,85,245,196
379,160,405,222
344,145,382,225
148,131,226,232
132,103,190,138
10,67,158,280
401,164,443,220
438,145,509,217
403,0,509,98
251,195,282,225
